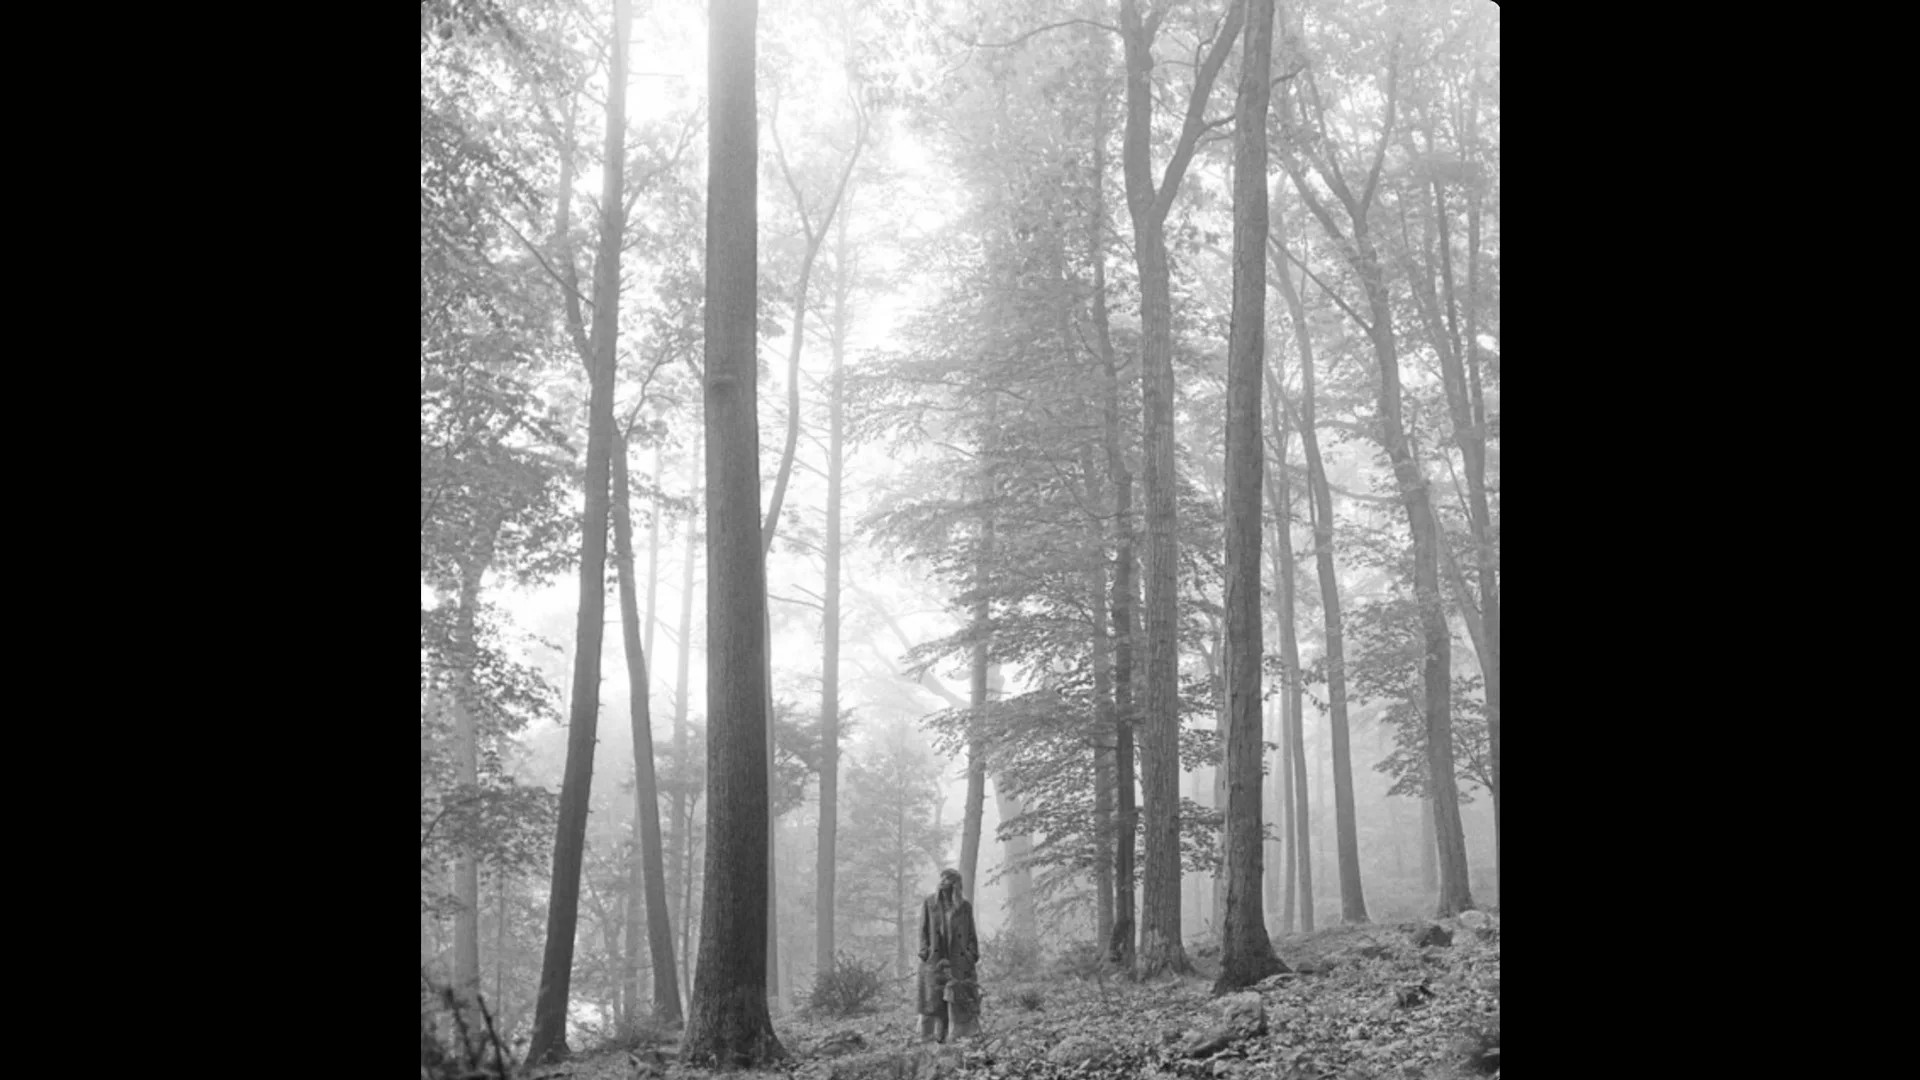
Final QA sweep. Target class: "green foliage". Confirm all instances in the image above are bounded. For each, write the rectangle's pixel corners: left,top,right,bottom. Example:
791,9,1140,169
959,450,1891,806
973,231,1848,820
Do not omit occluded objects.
806,952,889,1017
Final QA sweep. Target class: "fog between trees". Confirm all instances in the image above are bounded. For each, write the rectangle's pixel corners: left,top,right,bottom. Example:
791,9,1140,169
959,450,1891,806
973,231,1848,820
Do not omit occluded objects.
422,0,1498,1063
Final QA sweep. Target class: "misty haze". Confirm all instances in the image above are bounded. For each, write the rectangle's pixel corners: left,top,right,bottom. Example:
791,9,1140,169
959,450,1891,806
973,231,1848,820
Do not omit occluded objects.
422,0,1499,1075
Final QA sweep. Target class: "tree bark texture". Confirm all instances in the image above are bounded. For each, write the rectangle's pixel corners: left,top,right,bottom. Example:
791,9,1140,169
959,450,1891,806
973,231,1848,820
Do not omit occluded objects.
1215,0,1282,993
682,0,784,1064
1119,0,1245,979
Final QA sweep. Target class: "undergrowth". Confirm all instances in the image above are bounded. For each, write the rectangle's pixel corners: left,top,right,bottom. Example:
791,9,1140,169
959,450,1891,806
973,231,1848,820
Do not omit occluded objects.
806,952,888,1017
420,971,512,1080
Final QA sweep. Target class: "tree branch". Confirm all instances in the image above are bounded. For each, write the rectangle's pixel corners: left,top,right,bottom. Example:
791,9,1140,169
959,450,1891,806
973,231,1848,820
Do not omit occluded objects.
953,17,1119,49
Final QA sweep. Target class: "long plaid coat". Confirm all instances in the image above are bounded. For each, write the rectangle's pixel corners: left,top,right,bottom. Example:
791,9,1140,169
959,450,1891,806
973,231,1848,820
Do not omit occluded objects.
916,892,979,1017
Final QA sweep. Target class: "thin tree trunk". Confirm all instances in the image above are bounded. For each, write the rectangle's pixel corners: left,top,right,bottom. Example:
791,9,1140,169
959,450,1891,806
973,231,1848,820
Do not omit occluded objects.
449,529,495,1002
646,444,663,663
816,203,852,979
614,437,683,1025
1279,684,1296,934
755,110,863,1021
959,405,996,902
1270,224,1367,924
993,776,1037,936
682,0,784,1062
1085,505,1116,947
1314,718,1328,902
525,0,628,1062
1280,28,1472,917
669,433,700,996
1268,415,1312,934
1085,27,1136,965
959,610,987,903
1263,693,1280,926
1198,626,1228,937
1206,628,1226,939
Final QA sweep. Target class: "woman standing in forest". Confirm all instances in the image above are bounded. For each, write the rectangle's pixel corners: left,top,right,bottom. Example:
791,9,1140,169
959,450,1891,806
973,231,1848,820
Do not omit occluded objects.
918,868,980,1042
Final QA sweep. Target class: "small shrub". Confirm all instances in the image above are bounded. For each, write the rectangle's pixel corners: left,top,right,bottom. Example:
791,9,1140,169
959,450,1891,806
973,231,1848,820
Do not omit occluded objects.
807,952,887,1018
1050,940,1111,981
982,929,1047,982
1014,986,1045,1011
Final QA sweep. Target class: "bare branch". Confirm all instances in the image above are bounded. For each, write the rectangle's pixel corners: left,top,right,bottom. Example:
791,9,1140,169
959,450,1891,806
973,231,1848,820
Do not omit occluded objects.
952,17,1119,49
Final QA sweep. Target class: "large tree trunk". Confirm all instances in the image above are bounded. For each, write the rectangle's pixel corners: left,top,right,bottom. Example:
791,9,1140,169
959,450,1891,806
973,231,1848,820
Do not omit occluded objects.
614,438,683,1025
524,0,628,1062
1214,0,1281,993
682,0,784,1063
1271,222,1367,925
1119,0,1245,979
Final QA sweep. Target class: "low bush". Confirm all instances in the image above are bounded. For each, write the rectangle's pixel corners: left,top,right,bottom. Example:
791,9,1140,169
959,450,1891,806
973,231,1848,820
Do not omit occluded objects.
807,952,888,1017
1050,939,1112,981
981,929,1047,982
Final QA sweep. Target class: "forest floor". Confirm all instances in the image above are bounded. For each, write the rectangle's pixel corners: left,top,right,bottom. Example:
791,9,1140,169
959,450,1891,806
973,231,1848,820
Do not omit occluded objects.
492,910,1499,1080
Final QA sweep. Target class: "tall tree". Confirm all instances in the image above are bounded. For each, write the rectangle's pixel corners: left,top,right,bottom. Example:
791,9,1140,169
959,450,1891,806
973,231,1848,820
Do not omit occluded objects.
1215,0,1283,993
682,0,786,1063
1270,224,1367,925
760,89,866,1016
1266,392,1312,934
815,193,855,978
669,431,701,995
613,436,682,1024
525,0,629,1063
957,458,994,904
1084,20,1138,967
1118,0,1245,978
1277,17,1473,915
447,519,499,1001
